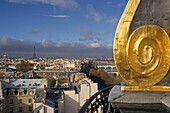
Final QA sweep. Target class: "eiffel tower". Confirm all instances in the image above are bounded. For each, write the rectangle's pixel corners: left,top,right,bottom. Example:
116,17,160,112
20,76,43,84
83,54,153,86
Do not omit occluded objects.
33,46,37,59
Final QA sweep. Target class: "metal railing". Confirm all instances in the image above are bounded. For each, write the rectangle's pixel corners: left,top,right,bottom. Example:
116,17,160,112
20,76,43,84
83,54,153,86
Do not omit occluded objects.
79,85,114,113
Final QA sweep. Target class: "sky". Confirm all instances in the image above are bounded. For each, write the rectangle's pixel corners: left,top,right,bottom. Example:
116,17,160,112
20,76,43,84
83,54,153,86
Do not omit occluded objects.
0,0,128,58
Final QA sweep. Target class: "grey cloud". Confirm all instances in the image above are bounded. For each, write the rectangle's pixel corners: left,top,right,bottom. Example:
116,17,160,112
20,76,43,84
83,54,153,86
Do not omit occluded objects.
85,5,103,23
105,28,112,34
0,36,37,53
86,42,100,48
116,3,125,7
31,28,40,34
96,37,102,41
0,36,34,47
44,15,70,18
112,2,125,8
55,42,72,48
0,36,112,58
106,1,112,4
107,18,118,25
0,36,11,45
79,29,94,41
41,39,55,47
6,0,80,9
7,0,33,4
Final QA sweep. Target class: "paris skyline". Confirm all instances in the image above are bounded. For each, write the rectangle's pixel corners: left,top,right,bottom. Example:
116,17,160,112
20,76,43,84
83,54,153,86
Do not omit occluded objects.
0,0,128,58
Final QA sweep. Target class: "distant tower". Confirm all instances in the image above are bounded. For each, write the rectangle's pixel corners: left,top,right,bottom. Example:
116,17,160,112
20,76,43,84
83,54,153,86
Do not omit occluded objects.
33,46,37,59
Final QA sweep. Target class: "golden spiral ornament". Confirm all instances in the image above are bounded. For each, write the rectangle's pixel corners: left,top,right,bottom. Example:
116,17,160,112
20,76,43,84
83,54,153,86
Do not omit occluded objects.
113,0,170,87
126,25,169,86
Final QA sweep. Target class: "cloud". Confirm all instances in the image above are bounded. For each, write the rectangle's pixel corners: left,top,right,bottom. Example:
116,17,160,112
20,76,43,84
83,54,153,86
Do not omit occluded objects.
105,28,112,34
85,5,103,23
117,3,125,7
44,15,70,18
112,2,125,8
0,36,36,53
97,37,102,41
6,0,80,9
107,18,118,25
79,29,101,42
106,43,112,49
31,28,40,34
79,29,94,41
0,36,34,46
41,39,55,47
0,36,11,45
87,42,100,48
6,0,33,4
106,1,112,4
0,36,113,58
55,42,66,47
55,42,71,47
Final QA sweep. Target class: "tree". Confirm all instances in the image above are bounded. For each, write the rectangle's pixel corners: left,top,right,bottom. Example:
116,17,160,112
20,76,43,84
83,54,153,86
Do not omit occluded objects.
81,61,93,76
98,69,108,79
89,69,96,76
16,62,34,72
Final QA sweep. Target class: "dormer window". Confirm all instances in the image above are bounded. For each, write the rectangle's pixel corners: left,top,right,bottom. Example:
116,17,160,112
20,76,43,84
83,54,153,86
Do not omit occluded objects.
24,90,27,94
15,90,18,95
29,91,32,95
10,92,13,96
19,92,22,96
19,99,22,104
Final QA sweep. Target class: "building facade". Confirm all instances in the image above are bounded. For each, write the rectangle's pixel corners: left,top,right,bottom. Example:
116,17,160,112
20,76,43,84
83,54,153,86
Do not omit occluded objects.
0,79,49,113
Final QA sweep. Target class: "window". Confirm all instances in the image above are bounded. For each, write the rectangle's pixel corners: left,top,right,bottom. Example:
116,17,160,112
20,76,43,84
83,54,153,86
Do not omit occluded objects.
54,110,58,113
28,99,32,103
15,90,18,95
19,99,22,104
19,92,22,96
29,91,33,95
10,99,13,104
29,106,32,111
55,102,58,108
10,107,13,113
19,107,23,112
10,92,13,96
44,107,47,113
24,90,27,94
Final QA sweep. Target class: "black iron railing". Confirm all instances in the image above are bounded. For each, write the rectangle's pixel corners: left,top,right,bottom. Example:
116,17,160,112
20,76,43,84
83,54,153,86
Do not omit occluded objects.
79,85,114,113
